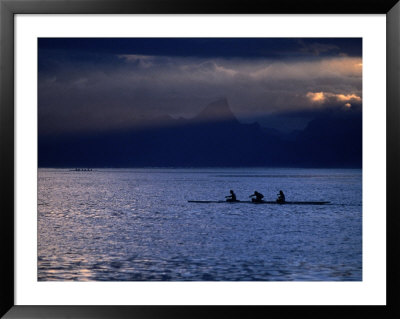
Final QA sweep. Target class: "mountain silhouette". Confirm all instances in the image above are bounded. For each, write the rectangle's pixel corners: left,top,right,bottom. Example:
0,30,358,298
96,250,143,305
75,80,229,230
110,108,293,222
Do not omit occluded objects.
193,98,238,124
38,99,362,168
294,111,362,167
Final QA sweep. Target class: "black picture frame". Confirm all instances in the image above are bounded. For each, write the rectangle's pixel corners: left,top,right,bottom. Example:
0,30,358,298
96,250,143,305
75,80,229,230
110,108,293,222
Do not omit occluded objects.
1,0,399,318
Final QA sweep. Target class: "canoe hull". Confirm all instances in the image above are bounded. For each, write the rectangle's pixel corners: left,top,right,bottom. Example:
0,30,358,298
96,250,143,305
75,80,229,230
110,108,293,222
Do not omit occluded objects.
188,200,330,205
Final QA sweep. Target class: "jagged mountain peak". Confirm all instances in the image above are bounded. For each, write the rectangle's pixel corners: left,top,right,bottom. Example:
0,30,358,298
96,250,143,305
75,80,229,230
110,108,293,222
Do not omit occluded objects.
194,98,238,123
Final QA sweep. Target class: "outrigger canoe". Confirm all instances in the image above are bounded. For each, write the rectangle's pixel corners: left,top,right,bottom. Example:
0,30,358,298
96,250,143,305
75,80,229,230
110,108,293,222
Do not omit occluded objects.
188,200,330,205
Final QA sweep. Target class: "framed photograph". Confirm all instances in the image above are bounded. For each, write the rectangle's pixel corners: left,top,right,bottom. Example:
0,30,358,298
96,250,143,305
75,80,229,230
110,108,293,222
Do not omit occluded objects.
1,0,399,318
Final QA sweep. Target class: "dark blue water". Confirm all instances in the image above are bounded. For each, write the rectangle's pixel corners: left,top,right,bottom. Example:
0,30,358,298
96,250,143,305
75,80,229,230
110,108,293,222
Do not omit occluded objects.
38,168,362,281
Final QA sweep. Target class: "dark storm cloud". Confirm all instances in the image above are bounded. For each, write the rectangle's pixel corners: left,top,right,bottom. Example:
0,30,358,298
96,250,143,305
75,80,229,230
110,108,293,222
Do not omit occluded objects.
39,38,362,59
38,38,362,135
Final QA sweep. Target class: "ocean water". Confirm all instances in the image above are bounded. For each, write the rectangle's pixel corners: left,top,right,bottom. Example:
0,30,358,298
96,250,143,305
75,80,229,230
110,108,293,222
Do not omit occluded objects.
38,168,362,281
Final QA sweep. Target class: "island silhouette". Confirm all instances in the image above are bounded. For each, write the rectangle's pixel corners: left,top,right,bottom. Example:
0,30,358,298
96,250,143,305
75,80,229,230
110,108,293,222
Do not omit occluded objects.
38,98,361,168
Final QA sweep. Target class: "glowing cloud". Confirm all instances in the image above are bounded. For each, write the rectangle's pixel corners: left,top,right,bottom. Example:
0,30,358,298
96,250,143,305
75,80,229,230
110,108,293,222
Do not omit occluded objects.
336,94,362,102
306,92,326,103
306,92,362,104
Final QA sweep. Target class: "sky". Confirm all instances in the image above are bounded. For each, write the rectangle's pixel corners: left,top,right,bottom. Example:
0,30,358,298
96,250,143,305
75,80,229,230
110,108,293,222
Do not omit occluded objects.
38,38,362,135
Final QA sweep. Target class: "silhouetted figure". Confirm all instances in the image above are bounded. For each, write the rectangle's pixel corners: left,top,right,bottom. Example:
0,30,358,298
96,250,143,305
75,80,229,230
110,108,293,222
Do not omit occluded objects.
277,190,286,203
225,190,238,202
249,191,264,203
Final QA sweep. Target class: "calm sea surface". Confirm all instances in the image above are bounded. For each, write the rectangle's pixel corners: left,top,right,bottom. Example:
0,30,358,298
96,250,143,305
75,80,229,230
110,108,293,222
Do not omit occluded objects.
38,168,362,281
